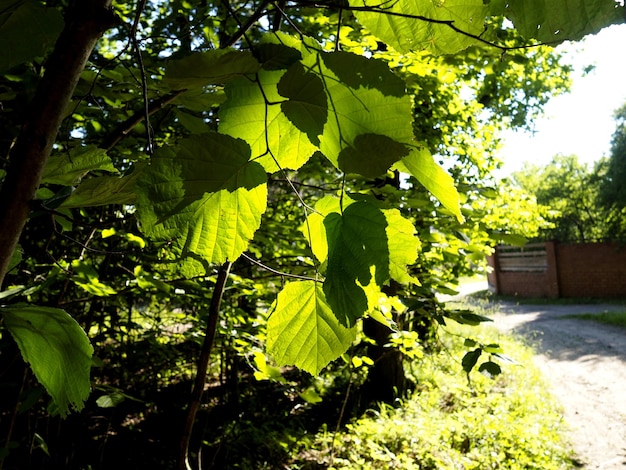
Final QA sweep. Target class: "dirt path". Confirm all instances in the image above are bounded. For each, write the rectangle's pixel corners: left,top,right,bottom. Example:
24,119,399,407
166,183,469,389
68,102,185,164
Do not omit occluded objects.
492,301,626,469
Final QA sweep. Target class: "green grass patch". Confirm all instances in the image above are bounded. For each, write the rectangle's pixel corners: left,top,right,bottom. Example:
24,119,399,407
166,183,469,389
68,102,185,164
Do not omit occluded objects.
291,316,576,469
467,289,626,306
562,311,626,329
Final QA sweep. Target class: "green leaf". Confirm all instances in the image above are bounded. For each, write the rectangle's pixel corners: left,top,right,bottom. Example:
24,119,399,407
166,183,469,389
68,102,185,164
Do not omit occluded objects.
164,49,260,89
0,1,63,72
482,343,503,354
96,393,126,408
1,305,93,417
350,0,489,54
252,350,287,383
59,170,141,208
397,147,463,222
71,260,117,297
491,0,625,43
299,387,323,404
478,361,502,378
254,42,302,70
8,244,22,274
136,133,267,264
42,146,117,186
267,281,357,375
321,51,406,97
447,309,493,326
176,109,210,134
219,70,317,172
278,61,328,146
383,208,420,284
338,133,409,178
461,348,482,374
173,88,226,112
301,195,347,263
309,50,415,173
304,197,419,287
323,201,390,326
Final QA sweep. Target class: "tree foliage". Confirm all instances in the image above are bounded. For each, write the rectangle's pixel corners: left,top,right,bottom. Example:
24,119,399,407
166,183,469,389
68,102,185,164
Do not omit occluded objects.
0,0,623,467
512,154,618,242
598,102,626,236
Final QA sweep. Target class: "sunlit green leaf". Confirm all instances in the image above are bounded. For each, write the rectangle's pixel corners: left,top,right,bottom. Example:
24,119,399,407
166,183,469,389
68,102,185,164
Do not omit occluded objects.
301,195,347,264
71,260,117,297
323,201,390,326
338,133,409,178
267,281,357,375
308,50,415,172
491,0,625,43
278,61,327,146
59,169,142,208
219,70,317,172
383,208,420,284
397,147,463,222
164,49,260,89
136,133,268,264
1,305,93,417
255,42,302,70
350,0,489,54
42,146,117,186
299,387,323,403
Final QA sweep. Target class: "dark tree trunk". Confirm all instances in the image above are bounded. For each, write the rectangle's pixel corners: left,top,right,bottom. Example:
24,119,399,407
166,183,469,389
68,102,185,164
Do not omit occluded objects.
0,0,117,287
361,317,407,404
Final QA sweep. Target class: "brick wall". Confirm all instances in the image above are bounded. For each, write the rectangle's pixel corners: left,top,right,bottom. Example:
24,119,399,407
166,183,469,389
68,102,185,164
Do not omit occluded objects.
488,241,626,298
555,242,626,297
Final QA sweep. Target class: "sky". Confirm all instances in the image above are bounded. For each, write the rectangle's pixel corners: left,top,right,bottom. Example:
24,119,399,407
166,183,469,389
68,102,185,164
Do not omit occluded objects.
496,23,626,176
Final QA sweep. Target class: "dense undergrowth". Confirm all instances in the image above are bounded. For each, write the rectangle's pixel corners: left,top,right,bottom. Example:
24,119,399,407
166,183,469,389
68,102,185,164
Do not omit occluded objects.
196,298,577,469
1,297,576,469
286,307,576,469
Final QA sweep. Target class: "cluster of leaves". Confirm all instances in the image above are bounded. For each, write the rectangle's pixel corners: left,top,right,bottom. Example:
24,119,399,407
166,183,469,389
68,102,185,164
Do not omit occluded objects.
291,312,576,470
0,0,624,467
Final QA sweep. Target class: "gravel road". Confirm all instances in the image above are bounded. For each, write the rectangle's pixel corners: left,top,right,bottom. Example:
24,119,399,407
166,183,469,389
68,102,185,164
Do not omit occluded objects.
492,301,626,469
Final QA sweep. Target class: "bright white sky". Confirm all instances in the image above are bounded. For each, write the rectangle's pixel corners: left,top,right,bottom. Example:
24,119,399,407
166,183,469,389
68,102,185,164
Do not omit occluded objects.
496,23,626,177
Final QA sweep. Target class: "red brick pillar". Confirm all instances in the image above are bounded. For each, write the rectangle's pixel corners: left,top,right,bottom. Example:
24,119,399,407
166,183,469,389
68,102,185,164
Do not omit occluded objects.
487,249,501,294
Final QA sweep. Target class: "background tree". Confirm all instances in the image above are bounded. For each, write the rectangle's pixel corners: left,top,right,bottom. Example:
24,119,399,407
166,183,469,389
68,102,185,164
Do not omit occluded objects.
512,154,608,242
599,102,626,237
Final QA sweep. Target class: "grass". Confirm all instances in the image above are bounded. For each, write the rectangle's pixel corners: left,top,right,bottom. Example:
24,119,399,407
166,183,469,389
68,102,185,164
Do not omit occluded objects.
562,311,626,329
467,289,626,306
289,299,577,470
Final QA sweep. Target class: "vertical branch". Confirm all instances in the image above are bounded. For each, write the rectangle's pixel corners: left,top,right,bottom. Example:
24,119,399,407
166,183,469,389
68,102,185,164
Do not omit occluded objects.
179,262,232,470
0,0,117,287
129,0,153,157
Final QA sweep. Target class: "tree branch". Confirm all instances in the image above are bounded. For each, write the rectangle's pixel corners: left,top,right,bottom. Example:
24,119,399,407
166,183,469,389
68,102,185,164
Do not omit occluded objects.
0,0,117,287
179,262,232,470
100,91,183,151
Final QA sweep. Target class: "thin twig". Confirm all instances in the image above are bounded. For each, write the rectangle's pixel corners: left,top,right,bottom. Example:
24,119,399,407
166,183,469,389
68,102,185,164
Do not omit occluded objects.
241,253,318,281
130,0,153,156
179,262,232,470
220,0,272,48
